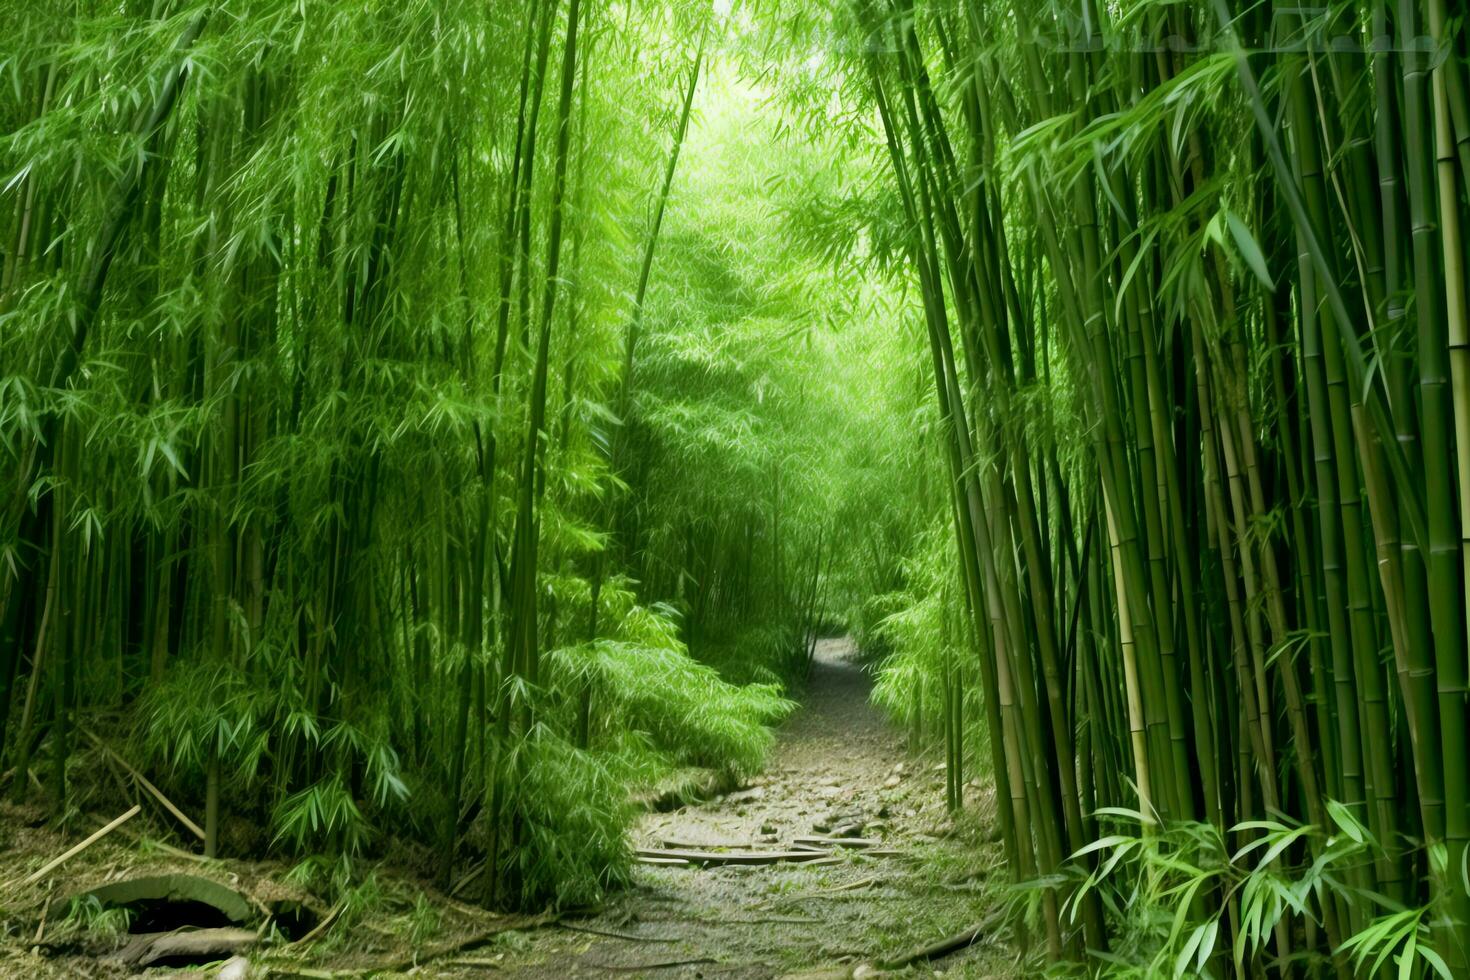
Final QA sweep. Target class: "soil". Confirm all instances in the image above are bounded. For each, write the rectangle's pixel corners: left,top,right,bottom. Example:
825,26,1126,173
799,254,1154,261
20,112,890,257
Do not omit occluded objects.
0,638,1015,979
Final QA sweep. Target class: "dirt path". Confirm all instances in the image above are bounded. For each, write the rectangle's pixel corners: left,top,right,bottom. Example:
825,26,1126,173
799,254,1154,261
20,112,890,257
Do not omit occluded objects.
490,637,1013,978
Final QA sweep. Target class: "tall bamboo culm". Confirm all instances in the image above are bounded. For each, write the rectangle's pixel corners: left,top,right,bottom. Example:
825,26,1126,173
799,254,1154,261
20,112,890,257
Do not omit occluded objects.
853,0,1470,971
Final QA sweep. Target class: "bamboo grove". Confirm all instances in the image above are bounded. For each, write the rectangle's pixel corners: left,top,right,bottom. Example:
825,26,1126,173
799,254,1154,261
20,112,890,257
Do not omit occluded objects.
808,0,1470,971
8,0,1470,975
0,0,907,913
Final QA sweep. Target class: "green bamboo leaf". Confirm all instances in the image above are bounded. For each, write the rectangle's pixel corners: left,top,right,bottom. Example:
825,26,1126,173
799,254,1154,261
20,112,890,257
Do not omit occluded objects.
1113,227,1158,323
1324,799,1368,845
1256,826,1312,869
1173,922,1207,978
1166,876,1204,949
1223,209,1274,290
1420,945,1454,980
1399,933,1418,980
157,440,188,479
1196,920,1218,972
1071,834,1134,859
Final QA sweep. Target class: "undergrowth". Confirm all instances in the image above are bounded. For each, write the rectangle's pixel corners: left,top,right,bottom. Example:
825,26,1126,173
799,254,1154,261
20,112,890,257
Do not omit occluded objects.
1009,805,1458,978
124,578,791,910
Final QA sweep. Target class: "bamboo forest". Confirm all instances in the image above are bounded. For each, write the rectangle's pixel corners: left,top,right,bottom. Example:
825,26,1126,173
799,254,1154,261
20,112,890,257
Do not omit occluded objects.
3,0,1470,977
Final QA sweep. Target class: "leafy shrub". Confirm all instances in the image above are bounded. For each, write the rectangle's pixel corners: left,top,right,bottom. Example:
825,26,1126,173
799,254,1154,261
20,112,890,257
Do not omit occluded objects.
136,660,269,785
569,636,791,775
496,727,635,909
1055,805,1456,979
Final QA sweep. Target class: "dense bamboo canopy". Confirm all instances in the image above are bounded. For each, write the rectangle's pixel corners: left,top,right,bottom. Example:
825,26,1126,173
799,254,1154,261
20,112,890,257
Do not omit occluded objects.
3,0,1470,975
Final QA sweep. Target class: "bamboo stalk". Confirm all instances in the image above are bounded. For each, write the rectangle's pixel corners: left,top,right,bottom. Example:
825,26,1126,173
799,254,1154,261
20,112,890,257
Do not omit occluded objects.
23,805,142,885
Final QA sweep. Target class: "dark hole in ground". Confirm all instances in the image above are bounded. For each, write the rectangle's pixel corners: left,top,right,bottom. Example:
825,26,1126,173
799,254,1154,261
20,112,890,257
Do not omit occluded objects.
267,900,320,941
124,898,234,934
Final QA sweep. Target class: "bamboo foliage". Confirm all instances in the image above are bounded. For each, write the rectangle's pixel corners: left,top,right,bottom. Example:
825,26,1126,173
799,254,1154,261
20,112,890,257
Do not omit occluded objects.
10,0,1470,969
0,0,834,911
833,0,1470,970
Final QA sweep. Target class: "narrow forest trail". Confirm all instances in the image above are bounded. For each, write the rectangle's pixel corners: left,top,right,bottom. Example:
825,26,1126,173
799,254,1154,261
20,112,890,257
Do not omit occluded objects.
491,638,1014,978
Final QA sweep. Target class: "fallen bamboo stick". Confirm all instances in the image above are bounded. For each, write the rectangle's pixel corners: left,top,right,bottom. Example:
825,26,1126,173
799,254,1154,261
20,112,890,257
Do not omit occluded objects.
588,956,716,972
24,805,142,885
826,875,878,892
449,860,485,897
368,911,558,972
273,913,559,977
636,847,837,867
559,921,677,943
445,959,506,969
111,826,213,862
82,728,205,841
660,837,758,850
877,912,1003,969
290,901,343,946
